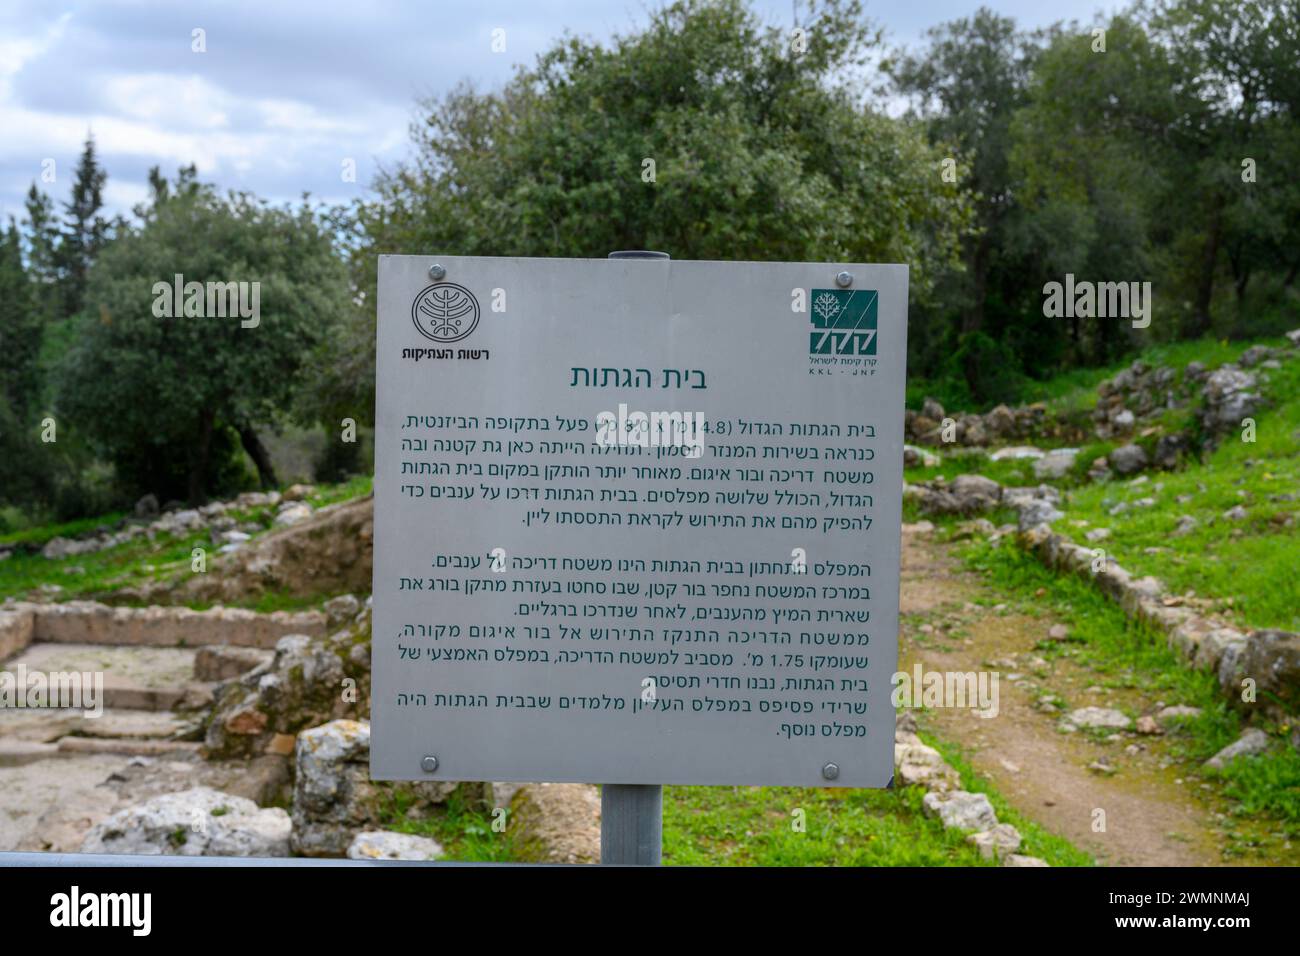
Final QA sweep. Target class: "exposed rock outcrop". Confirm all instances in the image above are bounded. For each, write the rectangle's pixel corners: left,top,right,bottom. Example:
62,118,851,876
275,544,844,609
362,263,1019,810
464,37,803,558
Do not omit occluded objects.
80,786,291,857
289,719,488,857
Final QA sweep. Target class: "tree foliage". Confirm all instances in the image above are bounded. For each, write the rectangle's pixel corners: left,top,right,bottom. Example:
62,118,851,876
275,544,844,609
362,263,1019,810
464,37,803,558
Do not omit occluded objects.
55,176,351,503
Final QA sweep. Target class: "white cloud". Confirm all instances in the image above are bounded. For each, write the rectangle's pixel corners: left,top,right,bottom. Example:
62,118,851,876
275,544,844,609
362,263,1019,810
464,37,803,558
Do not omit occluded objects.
102,73,232,129
0,0,1107,222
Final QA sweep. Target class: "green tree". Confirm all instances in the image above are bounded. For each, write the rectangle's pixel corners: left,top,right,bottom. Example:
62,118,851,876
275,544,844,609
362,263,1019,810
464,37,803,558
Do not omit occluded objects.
1009,14,1174,360
0,219,41,418
886,8,1042,337
329,0,972,419
57,136,110,319
56,173,351,503
0,219,51,511
886,8,1070,393
1149,0,1300,331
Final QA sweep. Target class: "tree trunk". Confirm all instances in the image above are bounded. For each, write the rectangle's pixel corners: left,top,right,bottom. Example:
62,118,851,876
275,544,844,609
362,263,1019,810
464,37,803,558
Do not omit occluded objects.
188,408,215,504
962,236,989,335
239,425,279,490
1283,258,1299,289
1190,196,1222,336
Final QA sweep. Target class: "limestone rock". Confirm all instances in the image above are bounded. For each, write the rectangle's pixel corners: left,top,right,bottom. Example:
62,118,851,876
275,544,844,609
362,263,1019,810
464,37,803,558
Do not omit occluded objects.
1199,366,1259,441
1156,705,1201,724
203,624,372,760
1135,715,1163,735
920,397,945,422
275,502,314,527
80,786,290,857
1203,728,1271,770
347,831,444,861
895,738,959,790
989,445,1043,461
1061,707,1132,731
903,445,940,468
1033,448,1078,480
922,790,998,832
967,823,1021,861
167,495,374,605
289,719,482,857
1017,498,1063,532
194,644,274,682
1153,434,1187,470
1220,630,1300,720
1108,444,1149,476
509,783,601,864
323,594,362,628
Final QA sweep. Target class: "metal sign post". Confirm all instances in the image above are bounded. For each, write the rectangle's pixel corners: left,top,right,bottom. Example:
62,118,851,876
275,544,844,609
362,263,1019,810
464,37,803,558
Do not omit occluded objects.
601,250,669,866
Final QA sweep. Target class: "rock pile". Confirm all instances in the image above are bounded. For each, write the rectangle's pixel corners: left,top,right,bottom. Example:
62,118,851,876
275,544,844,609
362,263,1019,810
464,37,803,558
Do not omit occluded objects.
290,719,490,857
894,711,1047,865
1017,521,1299,725
905,476,1063,532
80,786,291,857
160,495,374,606
32,488,318,563
1092,361,1186,439
203,605,372,760
1198,365,1261,447
905,399,1052,448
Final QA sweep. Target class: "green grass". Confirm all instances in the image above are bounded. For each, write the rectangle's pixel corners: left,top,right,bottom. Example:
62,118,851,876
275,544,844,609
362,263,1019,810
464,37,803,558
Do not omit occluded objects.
661,770,1091,866
1052,357,1300,632
0,476,373,607
308,474,372,508
962,536,1300,839
377,787,515,862
0,528,212,601
1019,338,1268,415
904,450,1046,489
0,510,128,548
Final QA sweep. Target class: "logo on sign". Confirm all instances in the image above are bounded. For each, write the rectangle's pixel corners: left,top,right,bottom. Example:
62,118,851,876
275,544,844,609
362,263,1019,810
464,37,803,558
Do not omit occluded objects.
809,289,877,355
412,283,480,343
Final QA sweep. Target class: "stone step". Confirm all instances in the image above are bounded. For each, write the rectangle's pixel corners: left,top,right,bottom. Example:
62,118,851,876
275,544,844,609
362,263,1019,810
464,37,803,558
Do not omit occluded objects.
0,707,191,743
0,739,60,767
1,600,325,661
56,737,201,757
2,643,214,713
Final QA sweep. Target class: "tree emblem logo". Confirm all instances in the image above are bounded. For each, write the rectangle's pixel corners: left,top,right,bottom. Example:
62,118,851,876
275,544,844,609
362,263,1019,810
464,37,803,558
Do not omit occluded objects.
809,288,878,355
411,283,480,343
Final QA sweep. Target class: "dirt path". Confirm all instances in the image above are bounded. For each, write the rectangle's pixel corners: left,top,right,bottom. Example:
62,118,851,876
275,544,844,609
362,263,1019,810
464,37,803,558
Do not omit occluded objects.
899,524,1233,867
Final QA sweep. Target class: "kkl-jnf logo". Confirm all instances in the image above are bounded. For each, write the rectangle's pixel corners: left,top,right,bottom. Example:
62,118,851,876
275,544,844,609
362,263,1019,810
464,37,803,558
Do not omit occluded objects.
810,289,878,355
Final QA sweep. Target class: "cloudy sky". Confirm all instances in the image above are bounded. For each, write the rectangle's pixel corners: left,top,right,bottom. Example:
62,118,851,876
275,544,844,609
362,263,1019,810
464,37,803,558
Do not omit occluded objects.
0,0,1111,224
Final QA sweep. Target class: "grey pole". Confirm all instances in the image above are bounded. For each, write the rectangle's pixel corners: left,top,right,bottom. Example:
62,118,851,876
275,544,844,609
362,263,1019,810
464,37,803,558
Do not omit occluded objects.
600,784,663,865
601,249,669,866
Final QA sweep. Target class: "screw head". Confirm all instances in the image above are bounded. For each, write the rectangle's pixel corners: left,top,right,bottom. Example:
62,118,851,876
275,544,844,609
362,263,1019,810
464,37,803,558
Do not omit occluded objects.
421,755,439,773
822,762,840,781
428,263,446,281
835,271,853,288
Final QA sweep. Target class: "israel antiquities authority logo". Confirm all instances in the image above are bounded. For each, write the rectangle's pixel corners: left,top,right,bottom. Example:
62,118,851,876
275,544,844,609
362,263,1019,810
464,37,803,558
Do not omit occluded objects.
810,288,878,355
412,283,480,343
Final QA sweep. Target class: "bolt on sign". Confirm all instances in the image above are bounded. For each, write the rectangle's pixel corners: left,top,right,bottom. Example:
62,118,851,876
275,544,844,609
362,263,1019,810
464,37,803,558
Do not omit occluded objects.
372,256,908,787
